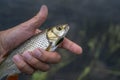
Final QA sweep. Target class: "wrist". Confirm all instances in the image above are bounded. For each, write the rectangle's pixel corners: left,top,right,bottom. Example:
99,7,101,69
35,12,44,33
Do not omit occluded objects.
0,32,8,63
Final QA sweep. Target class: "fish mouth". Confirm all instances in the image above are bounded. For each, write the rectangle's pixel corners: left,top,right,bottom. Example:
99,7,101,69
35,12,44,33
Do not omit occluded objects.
63,24,70,35
65,24,69,32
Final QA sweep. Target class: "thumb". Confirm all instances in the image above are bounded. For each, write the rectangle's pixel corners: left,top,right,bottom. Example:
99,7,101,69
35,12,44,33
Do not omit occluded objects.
0,5,48,53
18,5,48,32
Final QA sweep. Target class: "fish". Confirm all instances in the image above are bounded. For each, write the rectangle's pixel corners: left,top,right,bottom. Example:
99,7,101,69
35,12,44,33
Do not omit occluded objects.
0,24,69,80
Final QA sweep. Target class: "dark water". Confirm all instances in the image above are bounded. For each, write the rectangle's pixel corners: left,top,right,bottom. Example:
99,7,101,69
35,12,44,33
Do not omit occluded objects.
0,0,120,80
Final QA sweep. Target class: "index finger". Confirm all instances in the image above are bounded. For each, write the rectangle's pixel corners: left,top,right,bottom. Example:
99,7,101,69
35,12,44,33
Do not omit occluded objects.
60,38,83,54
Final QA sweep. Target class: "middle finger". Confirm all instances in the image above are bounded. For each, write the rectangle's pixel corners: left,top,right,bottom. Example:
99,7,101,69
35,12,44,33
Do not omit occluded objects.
32,48,61,64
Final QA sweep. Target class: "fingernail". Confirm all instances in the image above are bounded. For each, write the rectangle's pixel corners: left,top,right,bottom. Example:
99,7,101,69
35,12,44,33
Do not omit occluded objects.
13,55,21,62
78,47,83,54
34,49,42,58
40,5,47,11
22,51,32,60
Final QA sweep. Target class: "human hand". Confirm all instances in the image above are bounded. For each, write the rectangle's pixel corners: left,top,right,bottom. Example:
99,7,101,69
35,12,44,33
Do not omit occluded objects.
0,5,82,74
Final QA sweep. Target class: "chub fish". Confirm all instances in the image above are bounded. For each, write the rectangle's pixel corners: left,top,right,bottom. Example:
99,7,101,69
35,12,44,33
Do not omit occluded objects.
0,24,69,80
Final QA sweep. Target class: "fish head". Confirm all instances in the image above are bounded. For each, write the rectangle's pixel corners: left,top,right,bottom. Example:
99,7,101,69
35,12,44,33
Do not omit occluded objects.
52,24,69,37
47,24,69,40
47,24,69,49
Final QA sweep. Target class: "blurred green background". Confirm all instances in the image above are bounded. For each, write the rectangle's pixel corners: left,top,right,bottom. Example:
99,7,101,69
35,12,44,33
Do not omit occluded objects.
0,0,120,80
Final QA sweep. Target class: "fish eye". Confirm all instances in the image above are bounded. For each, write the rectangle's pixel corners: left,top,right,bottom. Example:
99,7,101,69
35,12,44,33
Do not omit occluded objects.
56,26,62,31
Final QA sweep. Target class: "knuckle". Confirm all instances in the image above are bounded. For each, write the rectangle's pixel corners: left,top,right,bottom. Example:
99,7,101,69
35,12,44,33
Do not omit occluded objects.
69,43,74,49
43,57,48,62
41,54,48,62
17,63,26,71
30,59,39,66
13,55,27,71
34,16,39,20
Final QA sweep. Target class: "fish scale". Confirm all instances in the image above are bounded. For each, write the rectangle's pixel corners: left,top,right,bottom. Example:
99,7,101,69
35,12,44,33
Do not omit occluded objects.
0,30,50,79
0,24,69,80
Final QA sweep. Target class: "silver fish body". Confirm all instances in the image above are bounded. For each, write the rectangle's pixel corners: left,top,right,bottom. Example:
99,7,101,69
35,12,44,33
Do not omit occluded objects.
0,24,69,79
